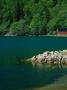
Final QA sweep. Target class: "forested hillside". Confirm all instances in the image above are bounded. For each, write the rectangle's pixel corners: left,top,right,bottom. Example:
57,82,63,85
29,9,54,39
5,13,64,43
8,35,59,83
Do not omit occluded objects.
0,0,67,35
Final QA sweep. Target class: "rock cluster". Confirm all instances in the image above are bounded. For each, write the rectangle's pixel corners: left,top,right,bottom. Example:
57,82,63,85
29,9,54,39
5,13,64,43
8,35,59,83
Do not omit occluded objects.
31,51,67,65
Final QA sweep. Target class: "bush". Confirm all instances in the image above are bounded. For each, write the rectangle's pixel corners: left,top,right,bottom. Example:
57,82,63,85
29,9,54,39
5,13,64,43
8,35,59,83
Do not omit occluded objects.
47,17,59,34
10,19,28,35
0,21,9,35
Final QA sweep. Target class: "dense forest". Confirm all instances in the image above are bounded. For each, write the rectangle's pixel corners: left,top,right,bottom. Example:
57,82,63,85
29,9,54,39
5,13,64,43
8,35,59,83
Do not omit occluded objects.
0,0,67,36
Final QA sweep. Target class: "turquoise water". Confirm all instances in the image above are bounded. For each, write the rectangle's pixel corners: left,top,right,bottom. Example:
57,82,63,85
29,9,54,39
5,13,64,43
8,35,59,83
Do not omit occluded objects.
0,36,67,90
0,36,67,64
0,64,67,90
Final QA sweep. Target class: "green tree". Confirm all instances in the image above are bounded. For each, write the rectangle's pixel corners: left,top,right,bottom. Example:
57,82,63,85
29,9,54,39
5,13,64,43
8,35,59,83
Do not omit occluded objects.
10,19,28,35
0,0,67,35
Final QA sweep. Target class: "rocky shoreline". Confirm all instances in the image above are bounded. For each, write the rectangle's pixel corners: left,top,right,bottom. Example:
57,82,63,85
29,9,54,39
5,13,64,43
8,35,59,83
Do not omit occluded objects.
29,50,67,65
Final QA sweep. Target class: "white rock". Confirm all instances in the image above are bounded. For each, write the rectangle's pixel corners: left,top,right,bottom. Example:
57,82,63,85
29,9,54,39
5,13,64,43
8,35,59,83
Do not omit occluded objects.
32,56,36,61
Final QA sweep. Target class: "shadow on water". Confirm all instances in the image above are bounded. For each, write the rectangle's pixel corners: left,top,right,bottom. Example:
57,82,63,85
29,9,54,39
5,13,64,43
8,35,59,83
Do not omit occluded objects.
0,63,67,90
22,63,67,90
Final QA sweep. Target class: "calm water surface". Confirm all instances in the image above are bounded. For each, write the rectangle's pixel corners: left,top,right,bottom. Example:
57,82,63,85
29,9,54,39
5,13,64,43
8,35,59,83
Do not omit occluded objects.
0,64,67,90
0,36,67,90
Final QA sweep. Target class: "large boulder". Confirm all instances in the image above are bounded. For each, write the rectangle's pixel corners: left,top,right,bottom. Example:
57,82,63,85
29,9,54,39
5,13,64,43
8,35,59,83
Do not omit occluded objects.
36,54,46,63
31,50,67,65
32,56,37,62
62,56,67,64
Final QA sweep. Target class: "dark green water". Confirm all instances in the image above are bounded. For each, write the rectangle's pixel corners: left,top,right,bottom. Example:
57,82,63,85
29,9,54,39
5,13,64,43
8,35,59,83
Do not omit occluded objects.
0,36,67,90
0,36,67,64
0,64,67,90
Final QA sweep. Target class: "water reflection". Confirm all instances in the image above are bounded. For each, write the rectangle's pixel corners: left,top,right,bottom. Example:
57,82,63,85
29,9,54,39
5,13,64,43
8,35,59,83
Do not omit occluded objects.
31,62,66,70
23,63,67,89
0,64,67,90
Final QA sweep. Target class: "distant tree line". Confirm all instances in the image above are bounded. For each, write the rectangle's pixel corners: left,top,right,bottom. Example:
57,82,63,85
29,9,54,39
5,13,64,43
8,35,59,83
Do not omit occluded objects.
0,0,67,35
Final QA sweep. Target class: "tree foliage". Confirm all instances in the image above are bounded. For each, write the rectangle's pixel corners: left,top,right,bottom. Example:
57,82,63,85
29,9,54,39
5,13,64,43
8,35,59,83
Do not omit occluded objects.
0,0,67,35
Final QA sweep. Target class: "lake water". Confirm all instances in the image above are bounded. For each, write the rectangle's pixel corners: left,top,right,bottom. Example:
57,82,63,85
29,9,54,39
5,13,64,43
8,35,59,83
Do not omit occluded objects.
0,36,67,90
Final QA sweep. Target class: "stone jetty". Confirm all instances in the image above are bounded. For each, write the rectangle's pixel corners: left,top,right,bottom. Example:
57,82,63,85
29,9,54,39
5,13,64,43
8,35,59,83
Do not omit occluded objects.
31,50,67,65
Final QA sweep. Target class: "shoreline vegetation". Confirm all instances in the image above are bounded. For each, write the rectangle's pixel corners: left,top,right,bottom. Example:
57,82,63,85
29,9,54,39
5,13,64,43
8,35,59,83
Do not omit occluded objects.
0,0,67,36
25,50,67,65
